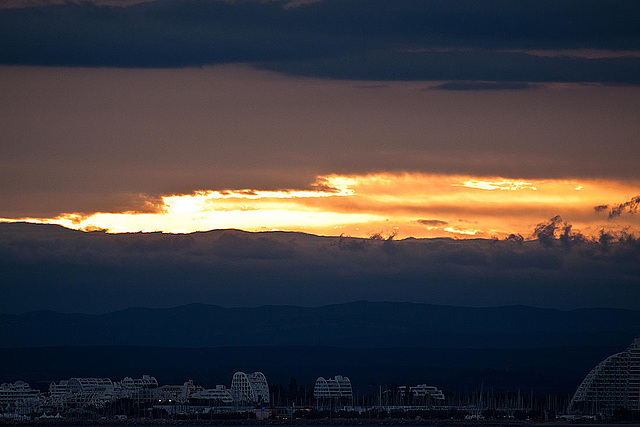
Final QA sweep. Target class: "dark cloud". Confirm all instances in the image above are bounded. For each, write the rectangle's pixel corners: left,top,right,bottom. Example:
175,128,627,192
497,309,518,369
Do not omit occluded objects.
0,0,639,83
595,195,640,219
337,233,367,251
505,233,524,244
558,223,587,250
352,84,390,89
534,215,563,247
263,50,640,83
533,215,588,249
417,219,448,227
532,215,640,255
1,222,639,314
430,81,533,91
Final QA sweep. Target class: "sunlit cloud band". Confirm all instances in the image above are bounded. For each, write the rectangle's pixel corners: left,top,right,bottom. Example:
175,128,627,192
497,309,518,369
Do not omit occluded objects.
2,173,639,239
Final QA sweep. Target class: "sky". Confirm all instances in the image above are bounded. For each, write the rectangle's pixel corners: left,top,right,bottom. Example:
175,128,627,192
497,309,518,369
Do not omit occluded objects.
1,0,640,240
1,0,640,313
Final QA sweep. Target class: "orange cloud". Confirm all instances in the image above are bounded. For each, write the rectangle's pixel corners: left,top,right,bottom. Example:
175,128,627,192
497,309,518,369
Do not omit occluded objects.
2,173,638,238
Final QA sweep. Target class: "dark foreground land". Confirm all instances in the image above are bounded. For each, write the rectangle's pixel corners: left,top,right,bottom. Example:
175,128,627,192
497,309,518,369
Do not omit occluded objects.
2,420,640,427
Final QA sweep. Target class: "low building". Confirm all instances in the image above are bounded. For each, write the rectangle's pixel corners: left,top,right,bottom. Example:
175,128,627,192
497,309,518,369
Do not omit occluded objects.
409,384,445,403
115,375,158,402
191,385,233,405
0,381,41,412
314,375,352,399
48,378,115,409
154,380,202,404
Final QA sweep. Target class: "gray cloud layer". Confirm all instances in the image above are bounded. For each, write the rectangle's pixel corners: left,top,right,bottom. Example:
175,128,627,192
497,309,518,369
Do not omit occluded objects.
1,222,639,313
1,0,640,83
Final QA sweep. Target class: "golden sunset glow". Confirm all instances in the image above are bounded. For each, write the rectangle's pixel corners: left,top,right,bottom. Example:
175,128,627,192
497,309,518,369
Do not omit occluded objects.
3,173,638,239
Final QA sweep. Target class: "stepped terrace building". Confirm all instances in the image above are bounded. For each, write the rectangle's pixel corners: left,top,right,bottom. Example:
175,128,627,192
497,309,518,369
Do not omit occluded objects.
569,335,640,415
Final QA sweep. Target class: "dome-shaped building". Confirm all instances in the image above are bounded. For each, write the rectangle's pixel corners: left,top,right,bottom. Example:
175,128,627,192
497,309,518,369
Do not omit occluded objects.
569,335,640,415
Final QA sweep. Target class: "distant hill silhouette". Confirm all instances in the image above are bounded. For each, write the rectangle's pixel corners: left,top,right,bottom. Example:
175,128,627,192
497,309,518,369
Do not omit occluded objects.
2,301,639,349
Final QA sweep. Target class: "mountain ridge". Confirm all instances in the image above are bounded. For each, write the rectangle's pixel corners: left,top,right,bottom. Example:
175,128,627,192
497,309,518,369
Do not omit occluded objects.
8,299,640,317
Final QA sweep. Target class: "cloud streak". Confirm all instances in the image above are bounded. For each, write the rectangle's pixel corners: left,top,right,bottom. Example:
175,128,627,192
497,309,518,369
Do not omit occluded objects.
416,219,449,227
430,81,533,91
